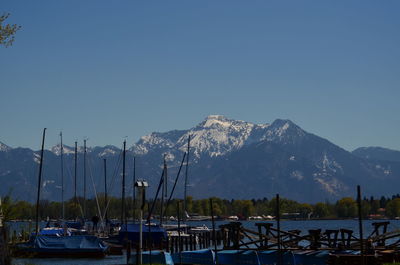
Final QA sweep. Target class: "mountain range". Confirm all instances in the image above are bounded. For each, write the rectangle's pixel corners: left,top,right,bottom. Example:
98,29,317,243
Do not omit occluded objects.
1,115,400,203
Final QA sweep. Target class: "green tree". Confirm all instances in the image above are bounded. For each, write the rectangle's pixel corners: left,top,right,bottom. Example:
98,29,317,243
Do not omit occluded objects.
386,198,400,218
1,195,16,221
361,200,371,218
314,202,330,218
336,197,357,218
0,13,21,47
370,200,380,215
298,203,313,218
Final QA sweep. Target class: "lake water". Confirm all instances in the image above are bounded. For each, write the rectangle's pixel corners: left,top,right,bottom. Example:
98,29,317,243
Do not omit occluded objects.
10,219,400,265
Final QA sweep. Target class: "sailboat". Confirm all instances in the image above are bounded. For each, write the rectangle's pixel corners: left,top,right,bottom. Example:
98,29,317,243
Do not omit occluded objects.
109,141,168,249
12,129,109,258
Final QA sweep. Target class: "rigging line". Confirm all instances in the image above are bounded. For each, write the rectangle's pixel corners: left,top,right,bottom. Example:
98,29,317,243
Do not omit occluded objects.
64,154,85,219
106,148,123,196
101,148,123,221
87,155,104,226
147,167,165,222
164,152,187,216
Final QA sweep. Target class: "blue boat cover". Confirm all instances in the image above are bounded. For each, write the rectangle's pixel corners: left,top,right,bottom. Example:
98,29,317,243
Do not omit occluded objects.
118,224,167,245
258,250,298,265
293,250,330,265
18,235,108,253
172,249,215,265
38,228,70,236
217,250,260,265
129,250,174,265
65,221,84,230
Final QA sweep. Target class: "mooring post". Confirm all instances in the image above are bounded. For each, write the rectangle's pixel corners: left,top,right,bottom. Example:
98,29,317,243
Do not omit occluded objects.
357,185,365,265
210,198,218,264
276,194,282,265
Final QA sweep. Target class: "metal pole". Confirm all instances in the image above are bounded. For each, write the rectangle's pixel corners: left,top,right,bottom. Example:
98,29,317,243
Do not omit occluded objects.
276,194,282,265
177,201,182,265
147,203,152,265
35,128,46,235
139,207,143,265
357,185,365,265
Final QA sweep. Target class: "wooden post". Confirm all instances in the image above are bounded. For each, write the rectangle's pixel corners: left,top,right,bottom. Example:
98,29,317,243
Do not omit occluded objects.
276,194,282,265
357,185,365,265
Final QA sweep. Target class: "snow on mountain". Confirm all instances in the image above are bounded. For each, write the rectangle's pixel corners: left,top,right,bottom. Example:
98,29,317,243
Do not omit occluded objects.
50,144,75,155
96,145,120,157
0,141,11,152
2,116,400,202
261,119,306,144
179,115,269,158
132,115,303,160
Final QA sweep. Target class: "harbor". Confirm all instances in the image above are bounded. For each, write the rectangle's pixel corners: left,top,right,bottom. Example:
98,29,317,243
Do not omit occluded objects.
7,219,400,265
3,128,400,265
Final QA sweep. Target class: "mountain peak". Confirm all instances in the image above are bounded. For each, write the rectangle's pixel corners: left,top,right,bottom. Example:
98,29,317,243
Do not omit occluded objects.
201,115,234,128
205,114,226,120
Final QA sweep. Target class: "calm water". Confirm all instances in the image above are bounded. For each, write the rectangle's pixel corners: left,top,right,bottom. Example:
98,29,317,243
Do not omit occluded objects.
10,219,400,265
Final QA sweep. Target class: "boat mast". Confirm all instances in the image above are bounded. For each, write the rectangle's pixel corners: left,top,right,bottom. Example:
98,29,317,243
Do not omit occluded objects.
60,132,64,220
183,135,191,220
104,158,108,223
35,128,46,235
121,140,126,227
133,156,136,221
74,141,77,213
160,155,167,226
83,139,87,220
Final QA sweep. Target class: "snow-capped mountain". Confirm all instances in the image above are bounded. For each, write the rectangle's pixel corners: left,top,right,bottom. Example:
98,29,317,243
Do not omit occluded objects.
1,115,400,202
132,115,303,160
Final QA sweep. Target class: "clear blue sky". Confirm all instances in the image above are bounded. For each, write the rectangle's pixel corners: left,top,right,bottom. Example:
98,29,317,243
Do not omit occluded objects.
1,1,400,151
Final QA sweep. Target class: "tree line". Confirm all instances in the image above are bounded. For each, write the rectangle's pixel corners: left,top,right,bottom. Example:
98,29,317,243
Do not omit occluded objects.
2,194,400,221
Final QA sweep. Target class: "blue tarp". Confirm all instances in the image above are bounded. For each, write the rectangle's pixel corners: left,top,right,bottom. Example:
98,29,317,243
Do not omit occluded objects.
172,249,215,265
129,250,174,265
217,250,260,265
65,221,84,230
16,235,108,255
38,228,70,236
258,250,297,265
118,224,167,245
294,250,330,265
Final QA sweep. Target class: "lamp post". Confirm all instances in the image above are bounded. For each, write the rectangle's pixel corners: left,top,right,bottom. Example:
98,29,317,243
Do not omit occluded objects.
135,180,148,265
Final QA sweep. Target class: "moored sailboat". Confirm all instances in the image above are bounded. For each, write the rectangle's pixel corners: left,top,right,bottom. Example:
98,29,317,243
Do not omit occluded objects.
11,129,108,258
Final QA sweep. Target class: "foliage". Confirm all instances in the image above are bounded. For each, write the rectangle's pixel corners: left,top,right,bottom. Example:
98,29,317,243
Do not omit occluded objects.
3,193,400,221
386,198,400,218
0,13,21,47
